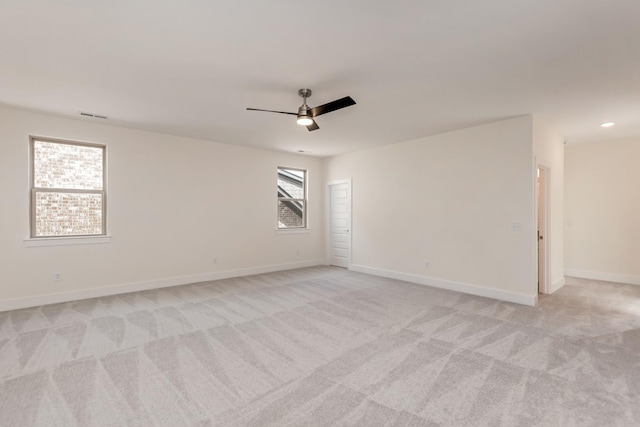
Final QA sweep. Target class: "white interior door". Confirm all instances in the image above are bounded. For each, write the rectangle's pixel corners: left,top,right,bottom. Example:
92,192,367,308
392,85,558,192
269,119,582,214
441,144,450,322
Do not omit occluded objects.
330,182,351,268
537,167,547,293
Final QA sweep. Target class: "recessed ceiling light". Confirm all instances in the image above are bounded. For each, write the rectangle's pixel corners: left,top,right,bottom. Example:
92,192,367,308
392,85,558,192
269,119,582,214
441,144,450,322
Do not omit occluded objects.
600,122,615,128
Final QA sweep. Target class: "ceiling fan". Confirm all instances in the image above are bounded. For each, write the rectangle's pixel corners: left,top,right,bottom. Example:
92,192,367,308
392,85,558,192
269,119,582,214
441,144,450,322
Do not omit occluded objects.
247,89,356,131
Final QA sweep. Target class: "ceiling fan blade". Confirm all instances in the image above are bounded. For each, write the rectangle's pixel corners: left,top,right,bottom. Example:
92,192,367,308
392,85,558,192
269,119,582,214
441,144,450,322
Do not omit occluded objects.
309,96,356,117
306,120,319,131
246,107,297,116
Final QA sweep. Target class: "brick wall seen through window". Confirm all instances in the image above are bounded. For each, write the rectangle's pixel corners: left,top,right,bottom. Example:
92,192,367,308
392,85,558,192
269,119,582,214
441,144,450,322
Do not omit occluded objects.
30,137,106,237
277,167,306,229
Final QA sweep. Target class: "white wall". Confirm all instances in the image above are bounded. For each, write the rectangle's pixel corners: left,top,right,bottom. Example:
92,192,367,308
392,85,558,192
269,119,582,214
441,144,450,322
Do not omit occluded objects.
533,117,565,292
565,137,640,284
324,116,537,305
0,106,325,310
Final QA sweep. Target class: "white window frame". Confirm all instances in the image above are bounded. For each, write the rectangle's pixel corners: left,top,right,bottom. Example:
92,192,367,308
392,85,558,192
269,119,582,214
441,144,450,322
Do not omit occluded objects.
277,166,307,230
29,136,107,238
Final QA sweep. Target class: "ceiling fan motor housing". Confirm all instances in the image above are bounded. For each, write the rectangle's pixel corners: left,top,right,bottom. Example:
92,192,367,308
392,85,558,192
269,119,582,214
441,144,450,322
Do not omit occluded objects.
298,105,310,116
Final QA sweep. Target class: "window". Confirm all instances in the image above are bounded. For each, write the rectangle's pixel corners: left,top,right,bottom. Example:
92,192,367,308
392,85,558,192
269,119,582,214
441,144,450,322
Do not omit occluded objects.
30,136,106,238
277,167,306,229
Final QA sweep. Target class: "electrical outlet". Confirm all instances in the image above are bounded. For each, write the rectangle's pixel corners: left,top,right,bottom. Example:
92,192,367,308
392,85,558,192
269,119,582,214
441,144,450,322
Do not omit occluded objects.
424,261,430,269
53,272,62,282
213,257,218,264
511,222,523,232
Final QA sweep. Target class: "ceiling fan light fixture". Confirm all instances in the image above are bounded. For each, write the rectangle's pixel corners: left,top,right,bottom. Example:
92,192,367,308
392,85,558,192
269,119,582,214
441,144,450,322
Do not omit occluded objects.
297,116,313,126
296,104,313,126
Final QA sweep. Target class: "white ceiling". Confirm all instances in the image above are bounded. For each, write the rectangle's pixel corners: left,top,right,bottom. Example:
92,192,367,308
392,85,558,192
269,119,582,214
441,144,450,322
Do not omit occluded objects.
1,1,639,157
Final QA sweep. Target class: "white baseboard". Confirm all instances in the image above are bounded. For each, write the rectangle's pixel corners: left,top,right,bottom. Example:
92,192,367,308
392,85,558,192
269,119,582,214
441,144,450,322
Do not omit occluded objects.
350,264,537,306
0,259,325,312
549,277,566,294
564,269,640,286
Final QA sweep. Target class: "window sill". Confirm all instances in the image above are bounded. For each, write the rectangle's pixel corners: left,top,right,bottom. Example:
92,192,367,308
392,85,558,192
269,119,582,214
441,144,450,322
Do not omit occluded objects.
24,235,112,247
276,229,310,235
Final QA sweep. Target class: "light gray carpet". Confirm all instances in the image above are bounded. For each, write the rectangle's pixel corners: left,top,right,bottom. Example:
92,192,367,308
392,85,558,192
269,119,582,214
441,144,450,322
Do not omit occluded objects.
1,267,640,426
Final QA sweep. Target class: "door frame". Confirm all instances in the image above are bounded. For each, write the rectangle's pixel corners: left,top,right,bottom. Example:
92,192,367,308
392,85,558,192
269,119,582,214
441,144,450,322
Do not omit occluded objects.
536,164,550,294
326,179,352,268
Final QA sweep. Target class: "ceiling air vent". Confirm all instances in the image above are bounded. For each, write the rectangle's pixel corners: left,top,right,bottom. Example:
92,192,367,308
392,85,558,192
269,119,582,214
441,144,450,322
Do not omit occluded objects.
79,112,108,119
